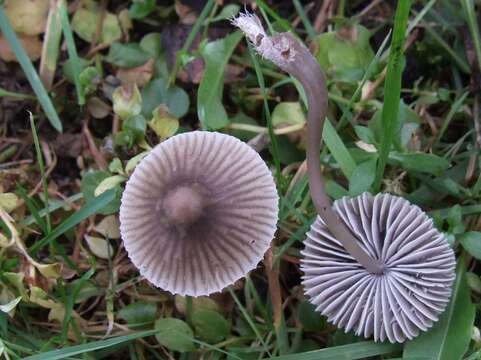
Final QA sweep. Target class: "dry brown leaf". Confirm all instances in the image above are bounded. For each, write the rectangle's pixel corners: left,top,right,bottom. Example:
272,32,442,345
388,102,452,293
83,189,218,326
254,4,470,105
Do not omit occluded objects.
4,0,49,36
116,59,155,86
0,34,42,62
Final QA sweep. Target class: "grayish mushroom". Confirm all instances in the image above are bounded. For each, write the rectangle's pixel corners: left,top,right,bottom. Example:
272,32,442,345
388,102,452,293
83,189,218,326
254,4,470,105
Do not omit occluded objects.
234,12,456,344
120,131,279,296
301,193,456,343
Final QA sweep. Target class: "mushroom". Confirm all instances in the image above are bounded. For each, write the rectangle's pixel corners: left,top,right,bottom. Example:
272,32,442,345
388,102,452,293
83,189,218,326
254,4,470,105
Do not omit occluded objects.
234,12,456,343
302,193,455,342
119,131,278,296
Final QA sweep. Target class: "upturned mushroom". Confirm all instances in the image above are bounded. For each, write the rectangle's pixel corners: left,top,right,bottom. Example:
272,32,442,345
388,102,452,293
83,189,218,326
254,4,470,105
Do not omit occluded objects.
120,131,279,296
233,12,456,343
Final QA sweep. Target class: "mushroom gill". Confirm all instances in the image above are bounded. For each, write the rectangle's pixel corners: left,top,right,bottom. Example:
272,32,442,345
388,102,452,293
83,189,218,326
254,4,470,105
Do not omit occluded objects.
119,131,278,296
301,192,456,343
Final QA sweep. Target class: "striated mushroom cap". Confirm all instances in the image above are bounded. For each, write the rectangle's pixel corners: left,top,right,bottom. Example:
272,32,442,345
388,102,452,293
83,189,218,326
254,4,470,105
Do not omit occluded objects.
120,131,279,296
300,192,456,343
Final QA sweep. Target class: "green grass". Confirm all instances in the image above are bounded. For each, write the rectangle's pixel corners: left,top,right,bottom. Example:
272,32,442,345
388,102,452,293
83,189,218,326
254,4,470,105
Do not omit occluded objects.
2,1,481,359
373,0,412,191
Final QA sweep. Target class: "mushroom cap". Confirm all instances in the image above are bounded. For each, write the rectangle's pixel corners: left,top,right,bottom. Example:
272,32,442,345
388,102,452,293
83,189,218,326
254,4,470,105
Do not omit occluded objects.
300,192,456,343
120,131,279,296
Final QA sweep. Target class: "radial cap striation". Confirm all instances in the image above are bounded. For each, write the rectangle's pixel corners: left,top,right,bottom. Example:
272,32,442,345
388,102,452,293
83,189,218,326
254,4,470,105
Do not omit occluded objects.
120,131,279,296
301,192,456,343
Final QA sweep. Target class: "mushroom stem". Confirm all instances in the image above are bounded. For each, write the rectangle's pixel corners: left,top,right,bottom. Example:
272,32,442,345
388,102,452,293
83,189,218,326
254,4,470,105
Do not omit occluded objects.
290,50,384,274
233,14,384,274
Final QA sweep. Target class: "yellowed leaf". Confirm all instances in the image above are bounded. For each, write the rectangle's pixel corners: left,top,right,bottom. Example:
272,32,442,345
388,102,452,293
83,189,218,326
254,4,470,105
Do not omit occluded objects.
29,286,56,308
94,175,126,197
4,0,49,35
0,193,19,213
36,262,63,279
125,151,149,174
85,235,113,259
149,105,179,140
48,303,65,322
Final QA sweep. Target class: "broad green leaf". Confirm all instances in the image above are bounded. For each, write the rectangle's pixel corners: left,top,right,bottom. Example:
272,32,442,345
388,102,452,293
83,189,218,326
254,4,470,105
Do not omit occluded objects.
389,152,450,176
128,0,156,19
142,78,189,118
72,7,121,44
298,301,324,332
349,158,376,196
403,257,474,360
316,25,375,81
354,125,376,145
118,302,157,329
108,158,124,175
460,231,481,260
106,42,151,68
192,309,231,343
62,57,90,83
154,317,195,352
323,119,357,179
274,135,305,165
78,66,99,97
272,102,306,127
197,31,242,129
139,32,163,58
123,115,147,144
81,171,122,215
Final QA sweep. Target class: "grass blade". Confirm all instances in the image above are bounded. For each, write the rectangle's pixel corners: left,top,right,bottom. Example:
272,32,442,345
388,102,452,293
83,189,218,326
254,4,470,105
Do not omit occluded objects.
323,119,356,179
29,190,116,255
248,43,282,186
0,6,62,132
168,0,216,84
461,0,481,74
30,113,51,232
271,341,401,360
58,0,84,105
39,0,63,90
23,329,160,360
292,0,316,40
0,87,35,100
373,0,412,191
